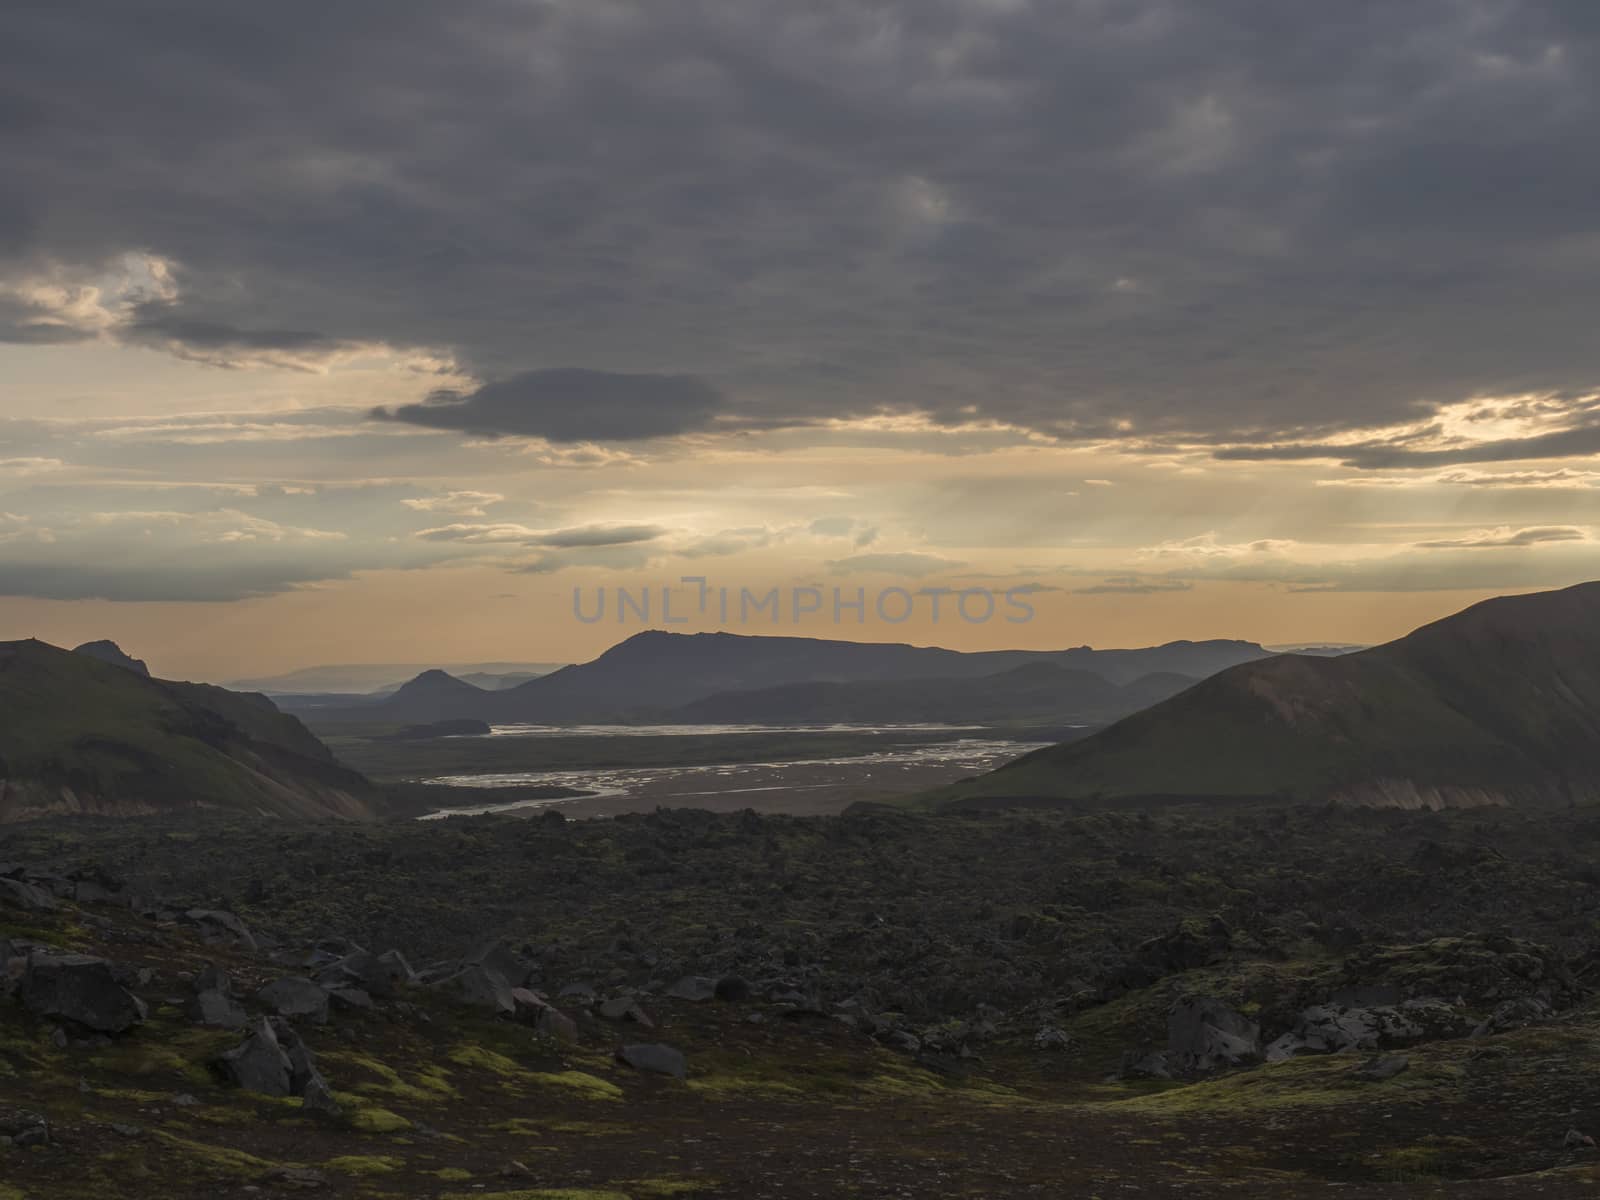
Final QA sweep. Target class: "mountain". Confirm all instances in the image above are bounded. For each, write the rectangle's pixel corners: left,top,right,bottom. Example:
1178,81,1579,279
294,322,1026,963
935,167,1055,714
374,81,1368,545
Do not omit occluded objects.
673,662,1199,726
291,631,1275,726
224,661,566,696
938,582,1600,810
376,669,493,721
71,639,150,677
0,639,374,821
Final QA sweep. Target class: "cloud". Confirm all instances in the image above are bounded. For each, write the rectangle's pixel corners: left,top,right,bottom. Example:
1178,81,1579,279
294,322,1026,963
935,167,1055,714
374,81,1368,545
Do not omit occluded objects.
826,551,967,577
401,490,504,516
1414,525,1589,549
7,2,1600,445
1075,575,1194,595
372,369,731,442
415,521,667,548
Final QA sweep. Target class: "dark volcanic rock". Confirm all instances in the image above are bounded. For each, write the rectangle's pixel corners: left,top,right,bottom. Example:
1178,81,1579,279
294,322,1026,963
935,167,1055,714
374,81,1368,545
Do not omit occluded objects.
431,964,515,1014
215,1017,294,1095
189,988,247,1029
258,976,331,1024
599,996,654,1027
20,953,146,1033
0,877,59,913
617,1042,686,1079
1167,996,1260,1075
714,975,752,1003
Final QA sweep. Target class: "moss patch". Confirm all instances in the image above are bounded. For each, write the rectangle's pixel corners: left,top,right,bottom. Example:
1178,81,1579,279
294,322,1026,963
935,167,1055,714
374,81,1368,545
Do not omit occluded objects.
326,1154,406,1175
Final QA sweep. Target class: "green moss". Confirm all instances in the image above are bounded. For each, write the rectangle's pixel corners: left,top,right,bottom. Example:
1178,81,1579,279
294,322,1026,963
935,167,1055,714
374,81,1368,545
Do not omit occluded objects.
687,1075,806,1100
441,1192,632,1200
633,1181,716,1197
431,1167,474,1181
153,1131,283,1176
528,1070,624,1101
348,1106,413,1133
449,1042,530,1078
322,1051,459,1102
326,1154,406,1175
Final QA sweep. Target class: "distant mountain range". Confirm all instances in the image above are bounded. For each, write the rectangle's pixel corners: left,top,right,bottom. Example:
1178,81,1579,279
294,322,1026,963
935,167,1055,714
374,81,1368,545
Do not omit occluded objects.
225,661,567,696
938,582,1600,811
0,640,373,822
283,631,1283,727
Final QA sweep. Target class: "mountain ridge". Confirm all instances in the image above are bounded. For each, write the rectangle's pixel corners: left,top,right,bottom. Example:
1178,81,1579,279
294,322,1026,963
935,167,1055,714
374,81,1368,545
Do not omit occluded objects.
936,582,1600,811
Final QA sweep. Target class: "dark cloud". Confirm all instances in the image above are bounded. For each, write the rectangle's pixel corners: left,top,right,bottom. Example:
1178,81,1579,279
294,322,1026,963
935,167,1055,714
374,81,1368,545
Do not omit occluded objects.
123,303,361,366
5,2,1600,441
1216,419,1600,469
372,370,729,442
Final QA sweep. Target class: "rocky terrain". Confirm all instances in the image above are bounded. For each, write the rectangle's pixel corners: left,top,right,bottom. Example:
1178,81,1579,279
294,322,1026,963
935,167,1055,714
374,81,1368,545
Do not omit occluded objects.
8,802,1600,1195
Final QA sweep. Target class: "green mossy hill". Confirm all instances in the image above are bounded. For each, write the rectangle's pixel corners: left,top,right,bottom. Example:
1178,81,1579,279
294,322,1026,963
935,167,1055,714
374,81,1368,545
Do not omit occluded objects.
936,581,1600,809
0,639,374,822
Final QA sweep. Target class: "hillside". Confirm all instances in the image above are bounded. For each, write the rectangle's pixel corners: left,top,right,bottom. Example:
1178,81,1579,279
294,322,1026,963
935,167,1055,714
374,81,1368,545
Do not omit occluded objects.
293,631,1274,726
936,582,1600,810
0,639,374,821
674,662,1196,726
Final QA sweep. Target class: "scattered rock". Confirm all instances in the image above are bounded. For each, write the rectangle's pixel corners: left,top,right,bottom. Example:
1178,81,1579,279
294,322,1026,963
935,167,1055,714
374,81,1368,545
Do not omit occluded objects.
599,996,654,1027
301,1076,343,1119
430,963,515,1014
258,976,331,1024
20,952,147,1033
1033,1026,1073,1051
617,1042,687,1079
1565,1129,1596,1149
214,1017,294,1096
183,908,257,951
0,1110,50,1147
0,877,59,913
1167,997,1260,1075
537,1006,580,1042
189,987,248,1029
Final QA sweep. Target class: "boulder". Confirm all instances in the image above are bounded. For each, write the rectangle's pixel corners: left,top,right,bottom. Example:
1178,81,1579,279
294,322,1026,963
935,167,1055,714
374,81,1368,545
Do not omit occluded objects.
509,987,551,1023
0,1110,50,1148
193,964,233,995
537,1007,580,1043
599,996,654,1027
328,986,374,1011
0,877,58,913
1473,996,1552,1038
215,1018,294,1095
318,950,397,999
464,939,534,988
617,1042,686,1079
302,1077,343,1118
20,953,146,1033
430,964,515,1014
376,948,418,987
1266,999,1468,1061
1167,997,1260,1075
714,975,752,1003
189,988,247,1030
258,977,331,1024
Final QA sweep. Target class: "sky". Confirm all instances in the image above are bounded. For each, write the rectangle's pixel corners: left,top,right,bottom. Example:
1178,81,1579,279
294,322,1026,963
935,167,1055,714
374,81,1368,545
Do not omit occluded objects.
2,0,1599,680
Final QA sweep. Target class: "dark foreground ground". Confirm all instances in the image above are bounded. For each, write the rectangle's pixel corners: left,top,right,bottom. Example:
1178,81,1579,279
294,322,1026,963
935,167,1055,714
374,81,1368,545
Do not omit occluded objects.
7,803,1600,1196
